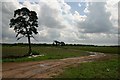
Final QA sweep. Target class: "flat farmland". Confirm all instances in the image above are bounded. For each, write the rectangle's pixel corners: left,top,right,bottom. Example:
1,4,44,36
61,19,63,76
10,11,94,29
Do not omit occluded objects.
2,45,119,62
2,45,88,62
2,44,119,78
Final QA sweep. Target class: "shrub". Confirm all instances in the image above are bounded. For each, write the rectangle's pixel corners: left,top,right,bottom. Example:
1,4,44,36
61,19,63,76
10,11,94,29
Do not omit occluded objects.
32,51,39,55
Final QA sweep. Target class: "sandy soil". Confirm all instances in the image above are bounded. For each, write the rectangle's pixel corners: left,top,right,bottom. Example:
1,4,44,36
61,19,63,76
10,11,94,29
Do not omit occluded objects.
2,53,110,78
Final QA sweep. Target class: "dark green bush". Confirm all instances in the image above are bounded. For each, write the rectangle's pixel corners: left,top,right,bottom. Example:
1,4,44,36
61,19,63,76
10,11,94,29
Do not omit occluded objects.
32,51,39,55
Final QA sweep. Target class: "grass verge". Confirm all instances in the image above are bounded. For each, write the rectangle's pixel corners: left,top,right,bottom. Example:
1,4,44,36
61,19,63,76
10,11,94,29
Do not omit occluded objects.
55,57,119,79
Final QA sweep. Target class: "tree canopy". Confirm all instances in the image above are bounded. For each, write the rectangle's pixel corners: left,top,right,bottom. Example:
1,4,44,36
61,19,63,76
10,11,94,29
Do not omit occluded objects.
10,7,38,40
9,7,39,55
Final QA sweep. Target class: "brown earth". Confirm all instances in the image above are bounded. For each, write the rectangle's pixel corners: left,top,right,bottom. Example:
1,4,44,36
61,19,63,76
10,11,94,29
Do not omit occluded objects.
2,53,112,78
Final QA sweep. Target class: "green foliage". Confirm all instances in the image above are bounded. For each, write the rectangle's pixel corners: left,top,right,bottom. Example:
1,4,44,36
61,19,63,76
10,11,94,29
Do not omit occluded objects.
56,58,119,78
10,7,38,39
32,50,40,55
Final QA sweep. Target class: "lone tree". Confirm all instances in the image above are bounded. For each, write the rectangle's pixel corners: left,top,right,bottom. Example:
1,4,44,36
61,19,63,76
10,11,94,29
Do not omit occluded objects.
9,7,38,56
53,40,65,46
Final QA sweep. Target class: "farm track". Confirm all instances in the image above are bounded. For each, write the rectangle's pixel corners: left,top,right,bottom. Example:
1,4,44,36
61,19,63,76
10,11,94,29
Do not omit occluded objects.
2,53,111,78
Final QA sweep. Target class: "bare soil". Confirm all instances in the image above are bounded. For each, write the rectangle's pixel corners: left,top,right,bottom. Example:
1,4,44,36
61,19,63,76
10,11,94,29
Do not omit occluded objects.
2,53,112,78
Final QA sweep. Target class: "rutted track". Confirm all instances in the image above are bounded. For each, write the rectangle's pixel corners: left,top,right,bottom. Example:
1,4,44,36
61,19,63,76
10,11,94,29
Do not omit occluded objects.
2,53,109,78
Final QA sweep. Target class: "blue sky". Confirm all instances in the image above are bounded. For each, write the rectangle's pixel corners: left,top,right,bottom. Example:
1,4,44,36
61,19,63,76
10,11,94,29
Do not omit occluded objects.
67,2,87,15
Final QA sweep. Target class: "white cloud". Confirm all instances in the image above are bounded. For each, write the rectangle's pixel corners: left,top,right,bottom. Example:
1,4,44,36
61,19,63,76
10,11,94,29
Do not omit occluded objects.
84,2,90,13
78,3,81,7
106,0,118,29
78,2,115,33
1,0,119,45
75,2,118,45
0,2,2,43
74,11,87,22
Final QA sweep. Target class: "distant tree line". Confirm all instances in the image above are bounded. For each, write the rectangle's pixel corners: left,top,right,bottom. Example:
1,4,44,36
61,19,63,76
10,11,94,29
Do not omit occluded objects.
1,43,119,47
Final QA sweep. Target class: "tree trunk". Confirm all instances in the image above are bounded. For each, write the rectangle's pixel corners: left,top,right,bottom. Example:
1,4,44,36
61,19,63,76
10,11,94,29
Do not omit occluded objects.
26,28,32,56
28,34,32,55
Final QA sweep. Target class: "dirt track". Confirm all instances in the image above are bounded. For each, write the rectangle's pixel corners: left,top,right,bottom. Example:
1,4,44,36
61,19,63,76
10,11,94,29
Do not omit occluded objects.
2,53,108,78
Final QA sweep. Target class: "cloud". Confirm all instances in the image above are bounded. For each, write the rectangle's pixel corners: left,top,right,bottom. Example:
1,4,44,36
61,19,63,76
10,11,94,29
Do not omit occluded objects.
38,2,64,29
84,2,90,13
78,3,81,7
75,2,118,45
1,0,118,45
106,0,118,34
78,2,114,33
2,1,20,43
0,2,2,41
118,1,120,35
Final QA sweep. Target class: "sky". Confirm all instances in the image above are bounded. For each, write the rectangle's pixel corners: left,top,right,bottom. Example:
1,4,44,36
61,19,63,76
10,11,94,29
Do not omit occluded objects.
0,0,119,45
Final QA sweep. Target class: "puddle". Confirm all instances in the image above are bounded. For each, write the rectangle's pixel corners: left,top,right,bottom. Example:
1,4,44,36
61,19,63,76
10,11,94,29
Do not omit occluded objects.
89,55,96,56
60,57,80,61
88,51,106,57
39,63,51,67
40,64,45,67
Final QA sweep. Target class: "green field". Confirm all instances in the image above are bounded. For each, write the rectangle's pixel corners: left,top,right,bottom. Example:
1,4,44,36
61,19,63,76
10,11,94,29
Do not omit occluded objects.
2,45,89,62
56,57,119,79
63,46,119,54
2,44,119,62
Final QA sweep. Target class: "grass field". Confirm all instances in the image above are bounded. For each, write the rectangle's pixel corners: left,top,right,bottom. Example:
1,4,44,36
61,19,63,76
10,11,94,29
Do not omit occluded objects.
63,46,119,54
2,45,89,62
2,45,119,62
56,57,119,79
